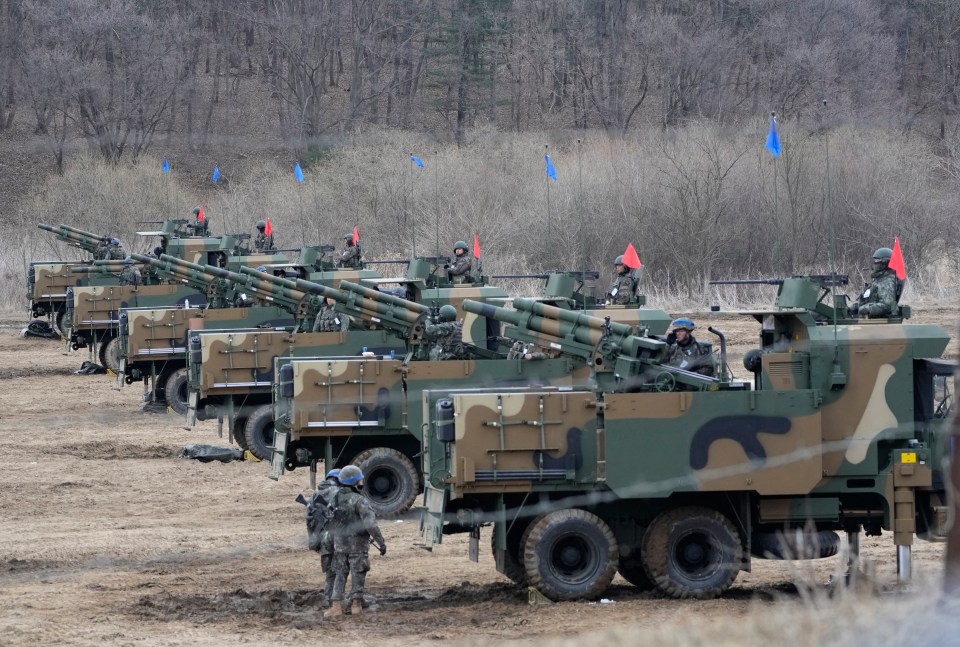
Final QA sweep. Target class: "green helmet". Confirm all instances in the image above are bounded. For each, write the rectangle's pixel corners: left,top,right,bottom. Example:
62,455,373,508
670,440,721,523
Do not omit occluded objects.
438,305,457,322
873,247,892,265
256,220,266,229
193,207,201,216
453,240,469,252
670,318,695,332
339,465,364,485
614,255,625,266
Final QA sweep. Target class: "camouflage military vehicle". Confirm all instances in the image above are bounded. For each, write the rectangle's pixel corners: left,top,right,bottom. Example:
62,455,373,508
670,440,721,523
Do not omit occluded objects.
65,234,298,371
418,278,954,601
266,279,673,517
183,258,518,463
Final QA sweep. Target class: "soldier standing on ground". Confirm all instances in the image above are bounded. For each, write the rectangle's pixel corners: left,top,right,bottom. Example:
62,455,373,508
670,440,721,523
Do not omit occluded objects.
324,465,386,618
337,234,360,268
424,305,466,360
850,247,901,318
308,469,342,608
254,220,275,252
447,241,472,283
664,319,714,376
606,255,637,305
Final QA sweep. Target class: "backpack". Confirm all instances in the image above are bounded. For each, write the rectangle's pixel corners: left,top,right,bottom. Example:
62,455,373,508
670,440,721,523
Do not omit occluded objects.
305,483,342,551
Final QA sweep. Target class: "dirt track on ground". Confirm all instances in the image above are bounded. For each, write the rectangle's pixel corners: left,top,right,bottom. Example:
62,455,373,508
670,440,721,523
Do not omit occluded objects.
0,308,956,646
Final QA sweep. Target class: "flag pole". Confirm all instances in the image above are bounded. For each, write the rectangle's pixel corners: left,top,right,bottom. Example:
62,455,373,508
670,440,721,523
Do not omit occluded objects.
771,113,780,274
577,138,583,268
406,152,415,258
545,143,552,240
434,150,440,258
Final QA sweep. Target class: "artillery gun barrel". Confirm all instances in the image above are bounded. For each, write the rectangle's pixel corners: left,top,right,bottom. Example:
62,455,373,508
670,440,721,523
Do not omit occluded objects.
338,280,428,324
38,223,110,251
709,279,786,285
491,274,551,280
238,265,345,304
512,298,634,338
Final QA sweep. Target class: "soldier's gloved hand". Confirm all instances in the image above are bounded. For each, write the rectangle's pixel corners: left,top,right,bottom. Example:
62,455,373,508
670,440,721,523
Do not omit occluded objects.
378,543,387,556
849,303,859,315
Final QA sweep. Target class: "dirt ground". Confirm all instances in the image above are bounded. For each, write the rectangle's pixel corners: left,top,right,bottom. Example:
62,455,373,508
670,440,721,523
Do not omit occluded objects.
0,307,957,647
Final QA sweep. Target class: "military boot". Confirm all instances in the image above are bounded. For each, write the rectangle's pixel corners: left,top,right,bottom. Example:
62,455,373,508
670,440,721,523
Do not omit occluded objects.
351,599,363,616
323,600,343,618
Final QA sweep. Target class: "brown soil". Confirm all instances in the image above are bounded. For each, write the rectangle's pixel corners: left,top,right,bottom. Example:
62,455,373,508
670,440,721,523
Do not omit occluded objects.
0,308,955,646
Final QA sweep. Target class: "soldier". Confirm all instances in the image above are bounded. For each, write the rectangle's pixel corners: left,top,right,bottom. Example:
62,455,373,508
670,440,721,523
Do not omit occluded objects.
606,255,637,305
447,240,473,284
94,238,110,261
312,297,347,332
424,305,466,360
188,207,209,235
664,318,714,376
308,468,342,608
107,238,126,260
254,220,275,252
507,340,548,360
850,247,901,318
337,234,361,268
118,258,142,287
324,465,386,618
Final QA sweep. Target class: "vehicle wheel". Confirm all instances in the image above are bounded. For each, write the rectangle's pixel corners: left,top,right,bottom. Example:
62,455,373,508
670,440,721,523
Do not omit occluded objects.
618,553,655,591
522,509,618,601
243,404,276,461
232,417,249,452
752,530,840,560
100,336,123,372
54,310,67,338
492,521,531,586
162,368,190,416
351,447,419,517
641,506,742,599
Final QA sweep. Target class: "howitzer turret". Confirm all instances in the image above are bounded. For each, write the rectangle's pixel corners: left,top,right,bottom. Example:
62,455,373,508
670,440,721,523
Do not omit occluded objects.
39,223,112,255
710,275,861,321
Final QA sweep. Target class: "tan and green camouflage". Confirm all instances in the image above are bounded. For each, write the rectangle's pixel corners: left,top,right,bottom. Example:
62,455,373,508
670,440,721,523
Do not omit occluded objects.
418,276,954,602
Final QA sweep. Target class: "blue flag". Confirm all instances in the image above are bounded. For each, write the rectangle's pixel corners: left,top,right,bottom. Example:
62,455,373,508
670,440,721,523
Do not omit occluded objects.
765,116,781,158
545,154,557,181
295,162,304,183
162,158,169,174
212,165,220,184
410,154,424,168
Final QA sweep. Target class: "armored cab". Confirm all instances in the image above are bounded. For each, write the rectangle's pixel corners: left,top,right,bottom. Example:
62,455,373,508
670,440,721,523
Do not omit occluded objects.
419,277,954,602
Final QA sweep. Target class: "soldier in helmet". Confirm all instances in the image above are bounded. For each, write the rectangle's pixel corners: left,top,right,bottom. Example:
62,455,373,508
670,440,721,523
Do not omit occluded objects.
118,258,142,286
188,207,209,236
850,247,901,318
106,238,126,260
308,468,342,608
424,305,466,360
664,319,714,376
312,297,348,333
606,255,637,305
254,220,275,252
324,465,386,618
337,234,361,268
507,341,549,360
447,240,473,284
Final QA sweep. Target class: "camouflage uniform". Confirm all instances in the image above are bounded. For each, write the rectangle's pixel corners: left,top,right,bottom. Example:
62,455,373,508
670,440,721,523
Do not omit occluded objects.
254,232,275,252
312,303,346,333
507,341,547,360
107,242,126,260
330,487,385,606
309,477,342,604
94,240,110,261
118,264,142,287
448,255,473,284
425,320,465,360
852,267,900,318
338,245,360,268
665,336,714,376
607,272,636,305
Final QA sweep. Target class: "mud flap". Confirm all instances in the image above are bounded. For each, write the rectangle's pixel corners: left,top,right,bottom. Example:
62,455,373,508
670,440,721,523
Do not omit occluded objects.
269,428,287,481
469,526,480,562
419,483,447,548
186,390,198,429
116,358,126,390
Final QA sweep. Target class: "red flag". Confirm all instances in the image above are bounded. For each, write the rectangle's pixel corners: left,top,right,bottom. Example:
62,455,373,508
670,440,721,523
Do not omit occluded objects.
621,243,642,269
473,233,481,259
889,236,906,280
352,226,359,246
264,218,273,236
197,206,205,222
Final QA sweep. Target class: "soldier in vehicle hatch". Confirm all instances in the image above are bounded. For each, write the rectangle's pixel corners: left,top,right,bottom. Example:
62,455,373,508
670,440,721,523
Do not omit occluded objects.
664,318,714,377
424,305,466,360
337,234,360,268
606,255,637,305
312,297,348,332
254,220,275,252
850,247,901,318
446,241,473,284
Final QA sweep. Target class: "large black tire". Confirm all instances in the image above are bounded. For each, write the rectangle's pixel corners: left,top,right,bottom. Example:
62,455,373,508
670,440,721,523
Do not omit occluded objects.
752,530,840,560
641,506,742,599
163,368,190,416
522,509,618,601
101,336,122,372
232,417,250,452
351,447,419,517
243,404,276,460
